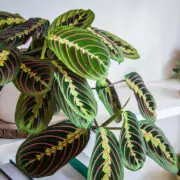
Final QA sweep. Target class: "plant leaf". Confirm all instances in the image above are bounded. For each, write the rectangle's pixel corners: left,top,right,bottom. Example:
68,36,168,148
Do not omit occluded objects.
13,58,54,96
88,27,124,63
96,78,122,123
15,91,55,134
16,120,90,178
49,9,95,33
125,72,156,122
88,127,124,180
52,60,97,120
0,48,21,85
0,11,26,32
0,18,49,49
120,111,146,171
47,26,110,80
94,29,140,59
140,120,178,174
52,79,93,129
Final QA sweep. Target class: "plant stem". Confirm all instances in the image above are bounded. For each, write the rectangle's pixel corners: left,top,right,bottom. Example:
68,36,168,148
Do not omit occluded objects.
91,80,125,90
106,127,122,130
100,97,131,127
21,47,42,55
94,118,99,127
40,40,47,59
90,127,95,133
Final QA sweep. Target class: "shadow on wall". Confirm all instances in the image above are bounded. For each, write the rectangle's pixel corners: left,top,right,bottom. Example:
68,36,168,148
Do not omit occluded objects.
163,50,180,79
142,170,177,180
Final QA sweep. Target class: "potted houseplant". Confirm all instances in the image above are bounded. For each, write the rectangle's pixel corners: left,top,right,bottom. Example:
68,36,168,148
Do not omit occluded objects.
0,9,179,179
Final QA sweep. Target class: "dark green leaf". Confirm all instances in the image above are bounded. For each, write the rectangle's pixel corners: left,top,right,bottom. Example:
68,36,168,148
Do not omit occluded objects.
52,60,97,121
13,58,54,96
140,120,178,174
0,48,21,85
94,29,140,59
15,91,55,134
96,78,122,123
120,111,146,171
0,11,26,32
0,18,49,49
88,27,124,63
47,26,110,80
125,72,156,122
16,120,90,178
88,127,124,180
52,79,93,129
49,9,95,33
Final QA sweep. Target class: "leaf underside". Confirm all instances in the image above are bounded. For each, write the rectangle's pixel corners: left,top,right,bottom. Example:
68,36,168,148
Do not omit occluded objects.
88,127,124,180
16,120,90,178
140,120,178,174
120,111,146,171
125,72,156,122
47,26,110,80
96,78,122,123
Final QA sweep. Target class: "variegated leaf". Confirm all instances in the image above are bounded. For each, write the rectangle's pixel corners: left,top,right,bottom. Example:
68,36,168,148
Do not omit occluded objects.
96,78,122,123
49,9,95,33
47,26,110,80
88,127,124,180
0,48,21,85
95,29,140,59
88,27,124,63
0,11,26,32
52,79,93,129
140,120,178,174
0,18,49,49
120,111,146,171
16,120,90,178
125,72,156,122
13,58,54,96
15,91,55,134
52,60,97,121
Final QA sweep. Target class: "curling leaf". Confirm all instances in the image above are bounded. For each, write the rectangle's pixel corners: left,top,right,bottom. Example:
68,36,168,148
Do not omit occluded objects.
94,29,140,59
52,60,97,121
88,27,124,63
0,18,49,49
53,79,93,129
0,11,26,32
16,120,90,178
15,91,55,134
88,127,124,180
49,9,95,33
13,58,54,96
47,26,110,80
125,72,156,122
120,111,146,171
0,48,21,85
140,120,178,174
96,78,122,123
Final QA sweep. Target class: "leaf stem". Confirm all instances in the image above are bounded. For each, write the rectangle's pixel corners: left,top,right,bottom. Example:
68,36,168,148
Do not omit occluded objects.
94,118,99,127
40,40,47,59
100,97,131,127
91,80,125,90
106,127,122,130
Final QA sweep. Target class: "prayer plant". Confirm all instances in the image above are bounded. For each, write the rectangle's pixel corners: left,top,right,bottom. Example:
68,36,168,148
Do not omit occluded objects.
0,9,179,179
